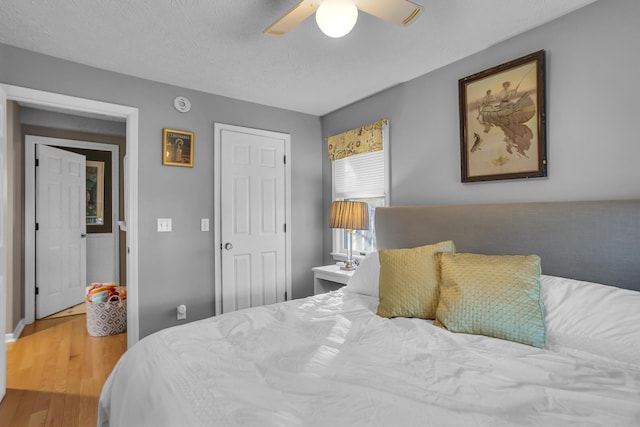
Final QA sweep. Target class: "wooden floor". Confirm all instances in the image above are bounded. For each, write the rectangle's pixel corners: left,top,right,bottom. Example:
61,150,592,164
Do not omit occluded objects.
0,314,127,427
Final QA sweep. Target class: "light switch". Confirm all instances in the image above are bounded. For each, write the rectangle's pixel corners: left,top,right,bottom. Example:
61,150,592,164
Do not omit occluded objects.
201,218,210,232
157,218,172,232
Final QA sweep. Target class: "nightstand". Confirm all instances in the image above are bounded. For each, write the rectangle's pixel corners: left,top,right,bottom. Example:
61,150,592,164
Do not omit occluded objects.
312,264,355,295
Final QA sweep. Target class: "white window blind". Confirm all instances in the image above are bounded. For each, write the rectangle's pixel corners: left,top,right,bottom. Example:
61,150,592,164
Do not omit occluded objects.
333,151,385,199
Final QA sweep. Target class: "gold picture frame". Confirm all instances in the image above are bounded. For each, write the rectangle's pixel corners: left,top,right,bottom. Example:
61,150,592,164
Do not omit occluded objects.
459,50,547,182
162,128,194,167
86,160,105,226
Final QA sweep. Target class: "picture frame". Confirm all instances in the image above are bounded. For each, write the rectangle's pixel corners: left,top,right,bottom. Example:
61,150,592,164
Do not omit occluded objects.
86,160,105,226
162,128,194,167
458,50,547,182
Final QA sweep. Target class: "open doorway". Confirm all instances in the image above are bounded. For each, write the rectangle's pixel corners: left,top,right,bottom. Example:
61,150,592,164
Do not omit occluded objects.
1,84,140,348
23,126,126,321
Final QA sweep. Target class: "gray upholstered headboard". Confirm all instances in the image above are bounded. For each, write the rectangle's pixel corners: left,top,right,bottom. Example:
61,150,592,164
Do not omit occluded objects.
375,200,640,292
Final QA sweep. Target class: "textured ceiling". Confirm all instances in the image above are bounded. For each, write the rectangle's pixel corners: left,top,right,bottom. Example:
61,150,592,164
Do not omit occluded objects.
0,0,597,116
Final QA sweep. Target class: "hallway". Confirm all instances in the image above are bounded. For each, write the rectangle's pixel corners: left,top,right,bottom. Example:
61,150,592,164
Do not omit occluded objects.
0,313,126,426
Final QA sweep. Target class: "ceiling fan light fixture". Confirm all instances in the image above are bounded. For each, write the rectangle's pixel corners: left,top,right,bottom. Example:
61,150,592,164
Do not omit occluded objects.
315,0,358,38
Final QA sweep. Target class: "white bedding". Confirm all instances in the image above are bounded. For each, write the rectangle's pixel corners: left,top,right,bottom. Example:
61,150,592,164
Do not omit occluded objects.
98,290,640,426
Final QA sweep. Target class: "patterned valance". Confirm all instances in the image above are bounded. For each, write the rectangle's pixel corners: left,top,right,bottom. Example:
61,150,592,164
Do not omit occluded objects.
327,119,387,161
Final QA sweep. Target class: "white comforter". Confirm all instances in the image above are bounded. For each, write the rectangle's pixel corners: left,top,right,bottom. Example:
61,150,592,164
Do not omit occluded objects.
98,291,640,426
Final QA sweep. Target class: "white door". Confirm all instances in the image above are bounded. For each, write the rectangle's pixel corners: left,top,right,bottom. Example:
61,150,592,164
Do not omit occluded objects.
0,86,8,401
220,127,287,313
36,144,87,318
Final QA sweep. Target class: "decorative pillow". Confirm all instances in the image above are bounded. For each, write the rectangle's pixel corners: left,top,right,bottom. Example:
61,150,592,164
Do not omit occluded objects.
376,240,455,319
435,253,546,348
344,252,380,298
541,274,640,366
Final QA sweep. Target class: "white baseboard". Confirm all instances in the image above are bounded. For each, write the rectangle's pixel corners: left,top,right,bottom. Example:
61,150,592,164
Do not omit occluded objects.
5,318,25,343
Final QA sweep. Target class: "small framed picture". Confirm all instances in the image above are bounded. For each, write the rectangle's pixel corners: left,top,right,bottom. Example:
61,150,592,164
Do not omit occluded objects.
162,128,194,167
86,160,105,226
459,50,547,182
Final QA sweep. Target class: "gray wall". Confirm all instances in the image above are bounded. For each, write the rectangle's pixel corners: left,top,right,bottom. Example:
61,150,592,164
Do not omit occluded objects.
20,107,127,136
321,0,640,264
1,44,323,338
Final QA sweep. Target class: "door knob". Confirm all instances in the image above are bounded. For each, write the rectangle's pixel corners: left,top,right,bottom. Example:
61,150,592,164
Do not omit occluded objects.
224,242,233,250
81,234,87,238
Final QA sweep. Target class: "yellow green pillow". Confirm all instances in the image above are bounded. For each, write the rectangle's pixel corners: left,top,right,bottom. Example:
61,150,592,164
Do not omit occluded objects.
376,241,455,319
435,253,546,348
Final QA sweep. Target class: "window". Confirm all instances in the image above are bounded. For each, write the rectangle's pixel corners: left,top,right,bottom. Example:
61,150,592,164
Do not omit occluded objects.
342,196,385,253
328,119,389,260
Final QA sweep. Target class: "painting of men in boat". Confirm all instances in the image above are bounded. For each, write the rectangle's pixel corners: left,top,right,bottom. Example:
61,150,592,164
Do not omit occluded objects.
459,50,547,182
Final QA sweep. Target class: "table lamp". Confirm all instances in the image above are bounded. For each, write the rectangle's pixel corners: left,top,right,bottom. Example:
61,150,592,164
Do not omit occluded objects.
329,201,369,270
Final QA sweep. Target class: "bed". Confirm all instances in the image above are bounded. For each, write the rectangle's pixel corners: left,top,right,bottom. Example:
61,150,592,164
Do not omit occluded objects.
98,200,640,426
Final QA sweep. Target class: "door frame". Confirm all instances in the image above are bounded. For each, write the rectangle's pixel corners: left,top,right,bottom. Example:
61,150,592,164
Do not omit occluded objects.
213,123,292,315
1,84,140,348
25,136,119,321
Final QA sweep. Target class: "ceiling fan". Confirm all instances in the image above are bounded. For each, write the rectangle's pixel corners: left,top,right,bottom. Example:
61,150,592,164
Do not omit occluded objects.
264,0,423,38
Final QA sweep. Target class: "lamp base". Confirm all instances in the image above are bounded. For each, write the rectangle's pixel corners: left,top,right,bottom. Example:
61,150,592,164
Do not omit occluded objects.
340,261,357,271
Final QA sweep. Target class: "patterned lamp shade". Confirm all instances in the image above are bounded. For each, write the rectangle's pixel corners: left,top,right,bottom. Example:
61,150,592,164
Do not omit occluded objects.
329,201,369,230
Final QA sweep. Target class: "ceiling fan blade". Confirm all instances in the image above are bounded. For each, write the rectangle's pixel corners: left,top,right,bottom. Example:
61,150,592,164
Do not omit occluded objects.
356,0,423,26
264,0,320,36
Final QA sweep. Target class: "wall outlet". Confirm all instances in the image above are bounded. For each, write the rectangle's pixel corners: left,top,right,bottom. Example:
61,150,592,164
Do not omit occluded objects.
157,218,172,232
201,218,209,232
177,304,187,320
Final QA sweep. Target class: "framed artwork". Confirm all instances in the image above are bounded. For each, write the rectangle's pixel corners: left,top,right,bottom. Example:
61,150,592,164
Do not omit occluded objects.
458,50,547,182
86,160,105,226
163,128,194,167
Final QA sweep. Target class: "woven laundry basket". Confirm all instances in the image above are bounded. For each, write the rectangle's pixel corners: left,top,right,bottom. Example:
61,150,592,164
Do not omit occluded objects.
86,300,127,337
